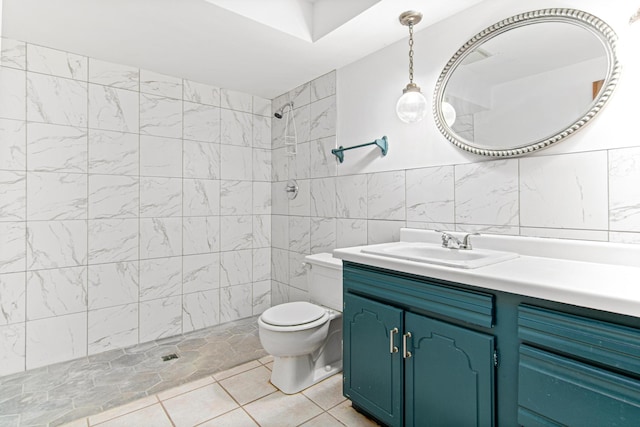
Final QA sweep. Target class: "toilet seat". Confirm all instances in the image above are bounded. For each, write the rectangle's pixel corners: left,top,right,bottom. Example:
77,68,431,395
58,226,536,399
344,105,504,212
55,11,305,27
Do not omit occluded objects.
261,302,325,327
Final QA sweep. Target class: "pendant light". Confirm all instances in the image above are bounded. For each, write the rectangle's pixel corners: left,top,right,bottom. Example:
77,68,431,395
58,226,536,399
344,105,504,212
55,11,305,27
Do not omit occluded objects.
396,11,427,123
442,101,457,127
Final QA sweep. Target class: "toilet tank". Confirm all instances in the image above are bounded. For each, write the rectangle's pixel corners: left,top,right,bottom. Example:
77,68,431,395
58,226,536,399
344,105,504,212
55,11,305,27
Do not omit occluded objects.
304,253,343,312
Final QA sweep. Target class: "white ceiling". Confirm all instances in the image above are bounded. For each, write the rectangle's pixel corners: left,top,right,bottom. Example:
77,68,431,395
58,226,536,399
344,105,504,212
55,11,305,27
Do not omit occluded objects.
2,0,484,99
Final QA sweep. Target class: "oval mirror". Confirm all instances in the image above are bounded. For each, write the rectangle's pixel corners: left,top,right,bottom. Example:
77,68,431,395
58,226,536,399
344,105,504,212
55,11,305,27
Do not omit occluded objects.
433,9,620,157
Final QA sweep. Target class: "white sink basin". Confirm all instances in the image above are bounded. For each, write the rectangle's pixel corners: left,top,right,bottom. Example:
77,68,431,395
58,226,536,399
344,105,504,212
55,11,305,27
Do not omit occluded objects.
361,242,518,269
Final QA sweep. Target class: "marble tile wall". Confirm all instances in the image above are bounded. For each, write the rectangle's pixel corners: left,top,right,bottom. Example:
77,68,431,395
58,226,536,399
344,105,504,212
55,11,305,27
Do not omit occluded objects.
271,71,640,304
270,72,337,303
3,37,639,378
0,38,272,376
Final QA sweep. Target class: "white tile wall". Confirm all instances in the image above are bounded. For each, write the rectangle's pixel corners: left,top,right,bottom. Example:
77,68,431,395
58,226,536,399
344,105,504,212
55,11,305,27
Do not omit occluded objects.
520,152,608,229
27,45,87,80
26,312,87,369
406,166,454,223
139,94,182,138
221,109,252,147
27,123,87,173
0,272,25,325
183,253,220,293
309,96,336,141
184,101,220,143
27,72,87,126
0,67,25,121
221,89,252,113
455,160,519,227
88,219,137,264
88,130,138,175
139,296,182,342
139,257,183,301
88,58,139,90
609,147,640,232
88,303,138,355
2,35,639,377
88,262,139,309
183,290,220,332
367,171,405,221
0,222,26,274
89,174,139,219
310,177,336,217
88,84,139,132
253,215,271,248
0,170,25,221
28,220,88,269
184,79,220,106
0,324,25,376
1,38,26,70
270,69,640,309
0,119,26,170
0,37,272,375
140,69,182,99
26,267,87,319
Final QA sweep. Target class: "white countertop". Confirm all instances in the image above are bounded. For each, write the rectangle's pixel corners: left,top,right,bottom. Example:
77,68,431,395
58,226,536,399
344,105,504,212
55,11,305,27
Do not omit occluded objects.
333,229,640,319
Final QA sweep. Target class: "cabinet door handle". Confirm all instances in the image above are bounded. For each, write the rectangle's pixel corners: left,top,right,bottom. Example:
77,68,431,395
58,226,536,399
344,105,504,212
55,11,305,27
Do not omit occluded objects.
403,332,412,358
389,328,399,354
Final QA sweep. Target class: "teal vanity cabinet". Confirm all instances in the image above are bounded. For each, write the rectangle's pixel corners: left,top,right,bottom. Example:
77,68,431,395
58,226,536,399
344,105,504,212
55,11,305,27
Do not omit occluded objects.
342,262,496,427
343,293,403,426
517,305,640,426
342,261,640,426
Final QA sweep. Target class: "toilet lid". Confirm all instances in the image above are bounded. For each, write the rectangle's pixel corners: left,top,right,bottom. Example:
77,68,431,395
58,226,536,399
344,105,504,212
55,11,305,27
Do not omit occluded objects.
261,302,326,327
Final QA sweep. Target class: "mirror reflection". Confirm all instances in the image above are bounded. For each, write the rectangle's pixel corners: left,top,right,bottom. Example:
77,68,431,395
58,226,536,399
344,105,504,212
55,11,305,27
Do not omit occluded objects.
434,9,620,157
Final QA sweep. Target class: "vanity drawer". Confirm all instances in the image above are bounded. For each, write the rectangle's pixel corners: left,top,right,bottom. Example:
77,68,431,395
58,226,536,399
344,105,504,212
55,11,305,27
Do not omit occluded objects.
343,262,494,328
518,345,640,427
518,305,640,376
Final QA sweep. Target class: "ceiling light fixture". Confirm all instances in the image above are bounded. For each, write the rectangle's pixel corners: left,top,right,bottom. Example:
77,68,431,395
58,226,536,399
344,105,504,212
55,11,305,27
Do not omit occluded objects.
396,11,427,123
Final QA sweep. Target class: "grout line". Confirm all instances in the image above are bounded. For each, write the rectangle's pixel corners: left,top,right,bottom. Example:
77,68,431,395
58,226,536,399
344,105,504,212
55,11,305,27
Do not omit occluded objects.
181,80,185,336
216,95,222,327
517,157,521,237
86,54,91,359
23,42,29,374
606,149,611,242
158,400,177,427
137,68,141,346
241,407,262,427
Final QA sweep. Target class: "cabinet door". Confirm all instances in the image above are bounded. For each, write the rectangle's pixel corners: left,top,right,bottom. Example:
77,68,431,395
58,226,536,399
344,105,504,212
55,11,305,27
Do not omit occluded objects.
343,292,404,427
405,312,495,427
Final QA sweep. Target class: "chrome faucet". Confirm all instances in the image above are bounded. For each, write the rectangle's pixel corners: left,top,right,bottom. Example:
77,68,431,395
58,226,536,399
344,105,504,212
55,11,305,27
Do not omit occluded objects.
460,232,480,250
440,231,461,249
438,231,479,250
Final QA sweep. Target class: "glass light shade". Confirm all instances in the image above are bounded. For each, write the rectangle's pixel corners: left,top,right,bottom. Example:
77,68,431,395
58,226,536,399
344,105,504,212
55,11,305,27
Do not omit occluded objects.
442,101,457,127
396,89,427,123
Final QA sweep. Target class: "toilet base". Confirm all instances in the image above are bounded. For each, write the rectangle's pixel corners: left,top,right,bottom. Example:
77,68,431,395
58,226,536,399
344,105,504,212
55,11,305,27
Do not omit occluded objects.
269,315,342,394
270,355,343,395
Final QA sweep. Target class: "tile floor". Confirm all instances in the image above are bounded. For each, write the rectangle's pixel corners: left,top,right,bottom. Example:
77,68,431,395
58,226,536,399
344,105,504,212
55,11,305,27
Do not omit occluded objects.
0,317,267,427
61,358,380,427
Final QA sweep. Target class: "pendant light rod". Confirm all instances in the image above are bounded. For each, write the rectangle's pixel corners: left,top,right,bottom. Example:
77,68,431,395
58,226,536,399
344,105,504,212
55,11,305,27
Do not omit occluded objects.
396,10,427,123
399,11,423,90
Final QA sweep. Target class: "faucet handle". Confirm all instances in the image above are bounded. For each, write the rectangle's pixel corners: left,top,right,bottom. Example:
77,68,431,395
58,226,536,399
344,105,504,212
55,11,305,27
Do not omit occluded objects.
438,231,461,249
461,232,480,249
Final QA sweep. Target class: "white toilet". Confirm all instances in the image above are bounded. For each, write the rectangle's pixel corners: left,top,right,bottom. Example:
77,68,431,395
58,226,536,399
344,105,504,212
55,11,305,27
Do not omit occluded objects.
258,252,343,394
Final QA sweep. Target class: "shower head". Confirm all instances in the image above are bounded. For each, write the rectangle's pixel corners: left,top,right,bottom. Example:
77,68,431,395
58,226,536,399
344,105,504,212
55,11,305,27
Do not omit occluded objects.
274,102,293,119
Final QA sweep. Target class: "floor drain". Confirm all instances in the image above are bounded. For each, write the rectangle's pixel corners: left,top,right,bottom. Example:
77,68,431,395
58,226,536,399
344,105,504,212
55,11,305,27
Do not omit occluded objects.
161,353,179,362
